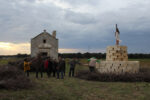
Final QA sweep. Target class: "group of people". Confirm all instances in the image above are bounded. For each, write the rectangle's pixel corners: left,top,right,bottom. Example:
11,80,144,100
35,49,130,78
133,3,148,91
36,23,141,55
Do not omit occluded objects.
23,56,80,79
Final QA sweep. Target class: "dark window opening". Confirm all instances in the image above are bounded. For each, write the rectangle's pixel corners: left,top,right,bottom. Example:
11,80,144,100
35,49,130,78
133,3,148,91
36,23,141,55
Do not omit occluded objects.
43,39,46,43
41,52,47,56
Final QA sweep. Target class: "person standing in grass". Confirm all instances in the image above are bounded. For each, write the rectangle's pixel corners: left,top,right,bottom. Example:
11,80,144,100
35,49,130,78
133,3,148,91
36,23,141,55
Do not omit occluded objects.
52,59,57,77
48,57,53,77
56,57,65,79
44,57,50,77
35,54,44,78
69,58,80,77
88,57,97,72
62,58,66,76
24,58,31,77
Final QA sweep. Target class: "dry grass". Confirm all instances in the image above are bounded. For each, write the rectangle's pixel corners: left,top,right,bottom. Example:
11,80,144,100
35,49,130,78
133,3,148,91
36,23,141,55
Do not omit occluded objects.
0,58,150,100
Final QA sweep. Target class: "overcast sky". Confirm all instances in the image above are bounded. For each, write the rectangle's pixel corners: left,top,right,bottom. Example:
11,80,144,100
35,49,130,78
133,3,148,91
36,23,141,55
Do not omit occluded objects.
0,0,150,55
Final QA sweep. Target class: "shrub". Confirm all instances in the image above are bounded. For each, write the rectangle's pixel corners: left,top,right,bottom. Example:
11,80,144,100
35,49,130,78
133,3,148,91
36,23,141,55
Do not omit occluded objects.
0,65,33,90
76,69,150,82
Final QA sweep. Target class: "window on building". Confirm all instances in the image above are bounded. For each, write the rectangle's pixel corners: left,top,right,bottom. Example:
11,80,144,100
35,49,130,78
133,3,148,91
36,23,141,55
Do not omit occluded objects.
43,39,46,43
41,52,47,56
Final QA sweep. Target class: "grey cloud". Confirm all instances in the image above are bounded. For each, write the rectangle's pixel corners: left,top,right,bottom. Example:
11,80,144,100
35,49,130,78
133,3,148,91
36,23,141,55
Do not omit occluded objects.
0,0,150,53
64,10,97,25
64,0,100,7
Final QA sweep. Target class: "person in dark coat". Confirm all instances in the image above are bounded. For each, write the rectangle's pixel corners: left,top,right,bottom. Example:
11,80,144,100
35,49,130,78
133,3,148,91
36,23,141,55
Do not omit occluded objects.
48,57,53,77
69,58,80,77
62,58,66,76
56,57,65,79
32,54,44,78
52,59,57,77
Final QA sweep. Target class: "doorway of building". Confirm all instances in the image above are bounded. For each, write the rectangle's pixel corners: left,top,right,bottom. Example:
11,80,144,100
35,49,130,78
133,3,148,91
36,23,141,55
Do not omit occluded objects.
41,52,48,57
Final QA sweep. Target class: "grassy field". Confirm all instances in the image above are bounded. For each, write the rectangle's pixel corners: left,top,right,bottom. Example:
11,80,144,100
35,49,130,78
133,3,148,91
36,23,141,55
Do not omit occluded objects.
0,57,23,66
0,58,150,100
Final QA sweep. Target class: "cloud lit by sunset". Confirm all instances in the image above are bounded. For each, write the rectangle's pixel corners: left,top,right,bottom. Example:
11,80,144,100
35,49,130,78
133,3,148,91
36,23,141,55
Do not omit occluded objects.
0,42,95,55
0,42,30,55
0,42,106,55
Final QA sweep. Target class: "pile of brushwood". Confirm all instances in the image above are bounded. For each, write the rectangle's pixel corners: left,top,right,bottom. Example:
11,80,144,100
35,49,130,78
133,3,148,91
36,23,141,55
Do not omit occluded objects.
0,65,33,90
8,59,36,72
76,68,150,82
8,59,24,70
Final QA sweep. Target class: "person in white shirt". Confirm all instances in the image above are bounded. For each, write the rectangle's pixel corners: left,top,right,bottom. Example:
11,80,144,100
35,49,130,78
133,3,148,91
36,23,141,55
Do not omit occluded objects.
88,57,97,72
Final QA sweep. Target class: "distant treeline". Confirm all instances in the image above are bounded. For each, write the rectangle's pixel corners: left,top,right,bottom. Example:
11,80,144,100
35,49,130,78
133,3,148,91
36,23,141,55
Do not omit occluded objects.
59,53,150,59
0,53,150,59
0,54,29,58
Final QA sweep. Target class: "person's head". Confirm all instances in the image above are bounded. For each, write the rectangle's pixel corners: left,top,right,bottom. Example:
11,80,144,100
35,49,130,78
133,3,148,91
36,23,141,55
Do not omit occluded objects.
51,57,54,61
24,58,27,62
48,57,51,61
58,56,62,61
54,59,57,62
73,57,77,61
37,53,42,59
92,57,96,59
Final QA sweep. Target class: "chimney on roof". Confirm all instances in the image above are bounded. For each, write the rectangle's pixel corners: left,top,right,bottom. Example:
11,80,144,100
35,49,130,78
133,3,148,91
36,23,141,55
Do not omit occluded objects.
44,29,46,32
52,30,56,38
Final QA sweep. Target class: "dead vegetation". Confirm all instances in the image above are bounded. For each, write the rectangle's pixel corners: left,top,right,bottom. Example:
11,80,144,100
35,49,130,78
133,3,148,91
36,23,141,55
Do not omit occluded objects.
0,65,33,90
8,60,24,70
76,68,150,82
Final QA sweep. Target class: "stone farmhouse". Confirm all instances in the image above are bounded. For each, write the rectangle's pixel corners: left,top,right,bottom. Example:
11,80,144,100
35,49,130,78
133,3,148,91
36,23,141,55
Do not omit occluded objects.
31,30,58,59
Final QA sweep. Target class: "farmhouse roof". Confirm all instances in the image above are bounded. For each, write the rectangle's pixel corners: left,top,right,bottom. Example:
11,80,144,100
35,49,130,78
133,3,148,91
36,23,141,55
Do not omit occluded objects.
32,30,58,40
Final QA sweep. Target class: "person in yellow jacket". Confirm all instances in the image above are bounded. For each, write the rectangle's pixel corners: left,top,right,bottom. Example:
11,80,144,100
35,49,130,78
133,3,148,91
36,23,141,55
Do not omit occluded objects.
24,58,31,77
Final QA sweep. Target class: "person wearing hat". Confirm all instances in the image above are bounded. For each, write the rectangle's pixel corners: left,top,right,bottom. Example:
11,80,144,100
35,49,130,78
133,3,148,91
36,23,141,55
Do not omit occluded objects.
88,57,99,72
